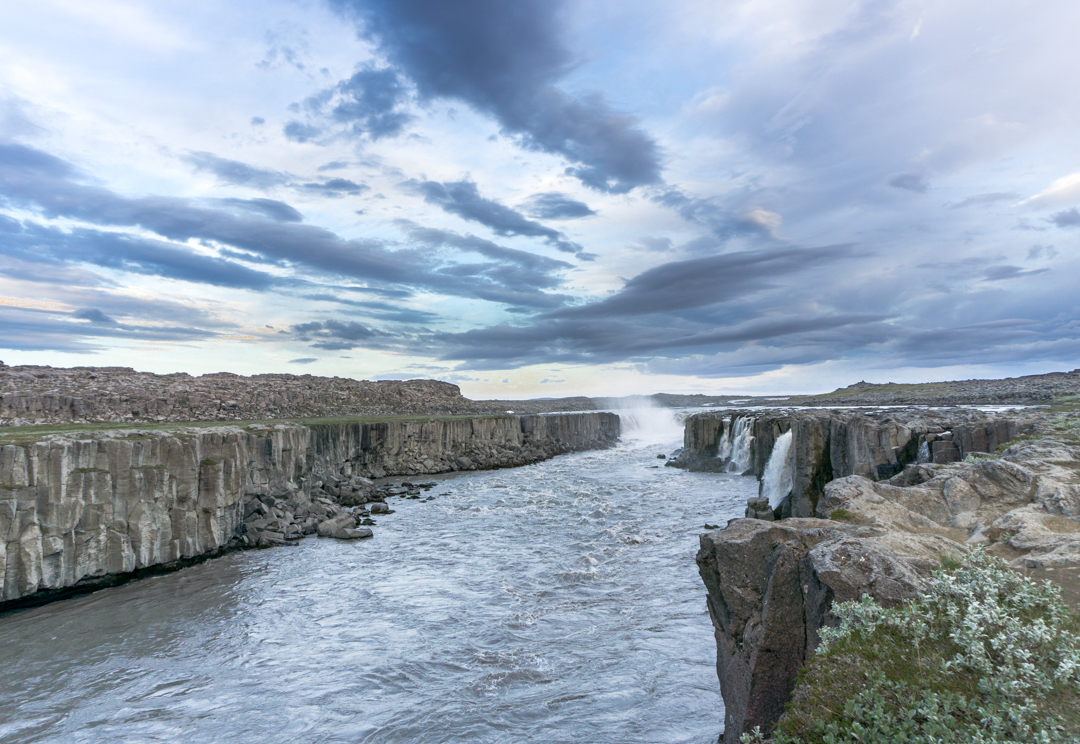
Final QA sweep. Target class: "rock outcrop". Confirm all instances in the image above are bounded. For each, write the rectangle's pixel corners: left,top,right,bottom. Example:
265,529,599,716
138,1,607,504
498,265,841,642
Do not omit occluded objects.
694,408,1080,742
0,412,619,609
0,363,598,426
697,519,962,743
672,408,1034,516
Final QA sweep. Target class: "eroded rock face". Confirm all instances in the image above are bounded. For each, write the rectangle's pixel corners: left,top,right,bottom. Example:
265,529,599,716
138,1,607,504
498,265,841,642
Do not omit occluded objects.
697,519,960,743
0,412,620,609
673,408,1033,517
817,437,1080,568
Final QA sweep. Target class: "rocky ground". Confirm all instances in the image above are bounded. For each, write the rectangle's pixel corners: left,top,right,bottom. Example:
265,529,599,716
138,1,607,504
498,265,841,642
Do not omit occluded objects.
238,474,440,547
0,362,596,426
782,368,1080,407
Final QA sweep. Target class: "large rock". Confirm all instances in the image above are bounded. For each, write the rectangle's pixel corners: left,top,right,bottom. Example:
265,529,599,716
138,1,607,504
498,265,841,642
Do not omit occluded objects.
697,518,962,743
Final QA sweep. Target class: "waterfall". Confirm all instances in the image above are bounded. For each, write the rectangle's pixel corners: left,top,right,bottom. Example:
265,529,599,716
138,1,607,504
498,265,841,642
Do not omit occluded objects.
760,430,794,508
715,419,732,461
727,416,755,473
918,439,931,463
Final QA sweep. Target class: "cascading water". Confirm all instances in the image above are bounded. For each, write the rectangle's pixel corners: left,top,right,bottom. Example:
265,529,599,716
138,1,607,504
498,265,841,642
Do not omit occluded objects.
918,439,931,463
715,419,732,462
727,416,755,473
760,430,794,509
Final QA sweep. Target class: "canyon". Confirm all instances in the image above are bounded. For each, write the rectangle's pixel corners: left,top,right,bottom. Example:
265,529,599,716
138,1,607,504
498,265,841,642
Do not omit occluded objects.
0,412,619,610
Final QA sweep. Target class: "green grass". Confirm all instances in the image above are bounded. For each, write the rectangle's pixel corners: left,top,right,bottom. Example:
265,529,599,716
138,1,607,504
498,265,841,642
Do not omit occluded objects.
753,551,1080,744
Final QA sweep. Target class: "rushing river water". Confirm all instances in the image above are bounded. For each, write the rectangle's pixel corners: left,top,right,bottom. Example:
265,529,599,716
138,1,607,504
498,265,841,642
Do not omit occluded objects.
0,410,756,743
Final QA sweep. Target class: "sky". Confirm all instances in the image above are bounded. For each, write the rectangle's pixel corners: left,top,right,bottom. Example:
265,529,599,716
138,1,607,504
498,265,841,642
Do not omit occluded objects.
1,0,1078,399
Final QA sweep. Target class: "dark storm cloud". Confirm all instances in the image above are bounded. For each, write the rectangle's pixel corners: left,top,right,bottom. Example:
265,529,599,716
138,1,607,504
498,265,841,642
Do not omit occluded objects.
301,178,369,196
408,179,587,256
523,192,596,220
0,143,571,309
1050,208,1080,228
184,151,290,189
330,0,661,193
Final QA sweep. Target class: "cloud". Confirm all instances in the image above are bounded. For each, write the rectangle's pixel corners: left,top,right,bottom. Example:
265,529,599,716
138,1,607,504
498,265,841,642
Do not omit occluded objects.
1049,208,1080,228
301,178,369,196
321,64,414,139
293,319,384,350
72,308,117,325
1019,173,1080,207
289,357,318,364
212,198,303,222
184,151,290,189
950,192,1019,209
332,0,661,193
548,245,851,319
522,192,596,219
887,173,928,193
0,217,280,290
409,179,588,257
0,303,217,354
0,143,574,309
284,121,323,143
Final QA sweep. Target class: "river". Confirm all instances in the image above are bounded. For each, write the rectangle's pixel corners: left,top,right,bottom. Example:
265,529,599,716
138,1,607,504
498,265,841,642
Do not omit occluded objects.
0,410,756,743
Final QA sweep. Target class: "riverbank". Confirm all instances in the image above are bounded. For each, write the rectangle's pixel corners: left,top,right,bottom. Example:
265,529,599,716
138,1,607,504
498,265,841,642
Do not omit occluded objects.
0,412,619,612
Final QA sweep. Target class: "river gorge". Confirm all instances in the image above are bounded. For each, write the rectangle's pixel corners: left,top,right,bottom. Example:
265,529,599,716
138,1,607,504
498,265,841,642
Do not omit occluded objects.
0,409,756,743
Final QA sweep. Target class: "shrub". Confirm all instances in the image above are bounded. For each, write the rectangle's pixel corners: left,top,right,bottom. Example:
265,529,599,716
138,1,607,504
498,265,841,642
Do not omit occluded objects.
746,550,1080,743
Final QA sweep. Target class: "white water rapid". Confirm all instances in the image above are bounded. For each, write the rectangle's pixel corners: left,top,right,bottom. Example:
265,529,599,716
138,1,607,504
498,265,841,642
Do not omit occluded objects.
726,417,755,473
760,430,794,509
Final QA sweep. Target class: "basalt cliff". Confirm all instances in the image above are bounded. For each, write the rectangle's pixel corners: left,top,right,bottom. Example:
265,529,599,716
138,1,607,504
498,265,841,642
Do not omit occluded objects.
0,412,619,611
686,407,1080,742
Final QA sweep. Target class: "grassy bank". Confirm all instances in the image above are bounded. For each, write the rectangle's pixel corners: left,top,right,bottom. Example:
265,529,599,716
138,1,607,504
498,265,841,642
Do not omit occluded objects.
745,551,1080,743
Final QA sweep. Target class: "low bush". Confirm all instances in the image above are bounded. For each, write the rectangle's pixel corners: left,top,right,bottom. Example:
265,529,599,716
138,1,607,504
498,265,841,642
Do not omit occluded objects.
743,550,1080,743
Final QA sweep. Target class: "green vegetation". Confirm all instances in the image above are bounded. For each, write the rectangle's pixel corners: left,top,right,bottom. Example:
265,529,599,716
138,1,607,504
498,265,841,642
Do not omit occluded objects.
743,550,1080,743
827,508,855,522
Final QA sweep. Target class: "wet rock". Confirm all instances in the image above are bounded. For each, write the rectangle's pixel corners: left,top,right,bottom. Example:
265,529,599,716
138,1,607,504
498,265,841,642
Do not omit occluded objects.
316,513,358,537
744,497,775,521
369,503,390,515
334,528,373,540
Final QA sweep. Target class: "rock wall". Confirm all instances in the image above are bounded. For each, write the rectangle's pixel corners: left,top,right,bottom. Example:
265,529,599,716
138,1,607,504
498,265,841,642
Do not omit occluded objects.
0,412,619,609
697,519,962,743
674,408,1033,516
307,412,620,478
